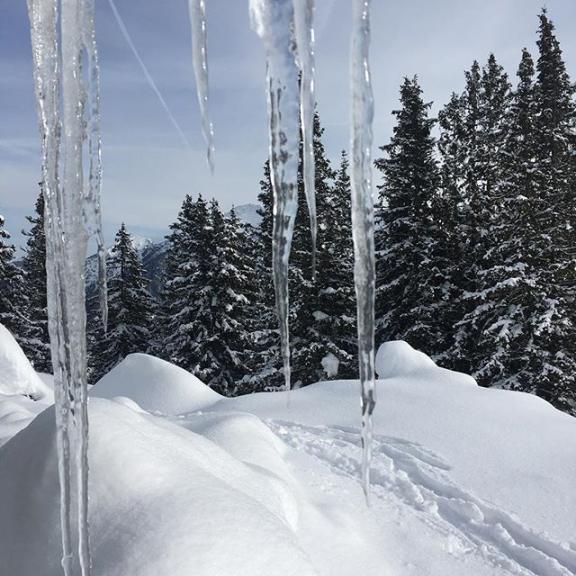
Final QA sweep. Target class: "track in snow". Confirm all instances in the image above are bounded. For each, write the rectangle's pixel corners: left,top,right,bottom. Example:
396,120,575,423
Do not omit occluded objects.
269,420,576,576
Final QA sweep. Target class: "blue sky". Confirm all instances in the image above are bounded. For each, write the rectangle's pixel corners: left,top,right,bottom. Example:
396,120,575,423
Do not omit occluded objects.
1,0,575,248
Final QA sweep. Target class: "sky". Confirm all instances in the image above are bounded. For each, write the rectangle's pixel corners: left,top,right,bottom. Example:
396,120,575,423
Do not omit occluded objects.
1,0,576,248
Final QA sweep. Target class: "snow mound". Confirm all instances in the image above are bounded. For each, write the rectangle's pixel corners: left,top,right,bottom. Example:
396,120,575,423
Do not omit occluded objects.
375,340,436,378
0,399,318,576
0,324,53,402
91,353,221,415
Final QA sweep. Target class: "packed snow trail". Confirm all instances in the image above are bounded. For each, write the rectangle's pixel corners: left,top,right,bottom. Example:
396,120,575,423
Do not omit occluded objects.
27,0,109,572
271,420,576,576
349,0,376,500
250,0,301,392
188,0,215,170
293,0,317,275
106,0,192,150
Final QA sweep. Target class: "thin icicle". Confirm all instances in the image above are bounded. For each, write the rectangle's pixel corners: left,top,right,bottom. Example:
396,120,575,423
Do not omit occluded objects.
189,0,215,171
292,0,317,275
250,0,301,392
81,0,108,332
350,0,376,502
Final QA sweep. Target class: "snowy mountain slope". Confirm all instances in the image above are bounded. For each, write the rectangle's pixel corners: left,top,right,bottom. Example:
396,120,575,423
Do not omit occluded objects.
0,343,575,575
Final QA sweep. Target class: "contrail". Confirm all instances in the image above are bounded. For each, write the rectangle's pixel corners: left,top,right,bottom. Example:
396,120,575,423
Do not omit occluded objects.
106,0,192,149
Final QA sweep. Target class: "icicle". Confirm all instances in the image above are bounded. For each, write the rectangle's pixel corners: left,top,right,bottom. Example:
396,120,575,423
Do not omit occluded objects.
189,0,215,171
81,0,108,332
28,0,100,572
292,0,317,276
250,0,301,392
349,0,376,502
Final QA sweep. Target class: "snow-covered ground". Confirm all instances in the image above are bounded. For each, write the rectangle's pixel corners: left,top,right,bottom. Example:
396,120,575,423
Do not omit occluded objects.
1,328,575,576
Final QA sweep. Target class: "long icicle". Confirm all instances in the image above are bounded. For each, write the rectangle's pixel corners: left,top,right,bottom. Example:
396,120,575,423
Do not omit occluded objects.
250,0,301,392
292,0,317,276
61,0,93,572
350,0,376,502
81,0,108,333
27,2,74,574
188,0,215,170
28,0,99,572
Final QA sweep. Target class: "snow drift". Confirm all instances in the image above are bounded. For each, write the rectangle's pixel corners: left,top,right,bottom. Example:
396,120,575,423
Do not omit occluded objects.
91,353,221,414
0,399,320,576
0,323,53,402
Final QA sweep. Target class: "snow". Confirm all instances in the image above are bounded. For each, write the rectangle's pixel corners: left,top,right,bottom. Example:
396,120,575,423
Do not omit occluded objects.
91,353,221,414
0,323,53,402
2,337,576,575
321,352,339,377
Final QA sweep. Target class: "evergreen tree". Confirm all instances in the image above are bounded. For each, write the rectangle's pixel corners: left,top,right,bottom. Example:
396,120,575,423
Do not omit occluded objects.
374,77,447,357
160,196,257,395
160,194,212,373
451,55,513,381
312,151,357,379
90,224,154,382
524,10,576,409
21,189,51,372
247,161,285,391
0,213,29,343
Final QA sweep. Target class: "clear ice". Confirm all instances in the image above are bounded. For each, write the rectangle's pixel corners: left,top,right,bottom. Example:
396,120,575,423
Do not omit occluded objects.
189,0,215,170
293,0,317,273
349,0,376,501
250,0,301,391
27,0,107,572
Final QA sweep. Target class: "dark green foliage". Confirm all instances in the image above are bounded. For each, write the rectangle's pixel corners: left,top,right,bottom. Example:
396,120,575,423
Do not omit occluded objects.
374,77,447,358
90,223,154,382
20,189,51,372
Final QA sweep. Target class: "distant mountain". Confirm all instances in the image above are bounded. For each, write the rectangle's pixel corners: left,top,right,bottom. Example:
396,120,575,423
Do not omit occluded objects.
86,203,261,298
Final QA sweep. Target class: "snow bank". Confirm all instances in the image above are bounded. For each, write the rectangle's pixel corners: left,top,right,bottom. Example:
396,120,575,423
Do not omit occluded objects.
221,374,576,545
375,340,476,386
375,340,436,378
91,353,221,414
0,323,53,402
0,399,318,576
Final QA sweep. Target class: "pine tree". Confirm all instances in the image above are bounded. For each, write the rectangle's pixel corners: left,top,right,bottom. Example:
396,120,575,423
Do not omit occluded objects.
21,188,51,372
452,55,514,383
251,112,348,388
160,194,212,373
523,10,576,410
312,151,357,379
248,161,285,391
374,77,447,357
0,213,29,343
205,201,257,394
90,224,154,382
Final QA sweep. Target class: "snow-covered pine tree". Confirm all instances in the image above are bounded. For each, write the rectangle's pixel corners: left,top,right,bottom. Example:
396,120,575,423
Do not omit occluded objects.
20,188,51,372
451,54,514,384
290,112,340,386
252,112,348,388
524,10,576,410
436,93,468,370
90,223,154,382
160,194,211,373
202,200,257,395
312,150,357,380
0,213,30,344
247,161,286,391
374,77,447,358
